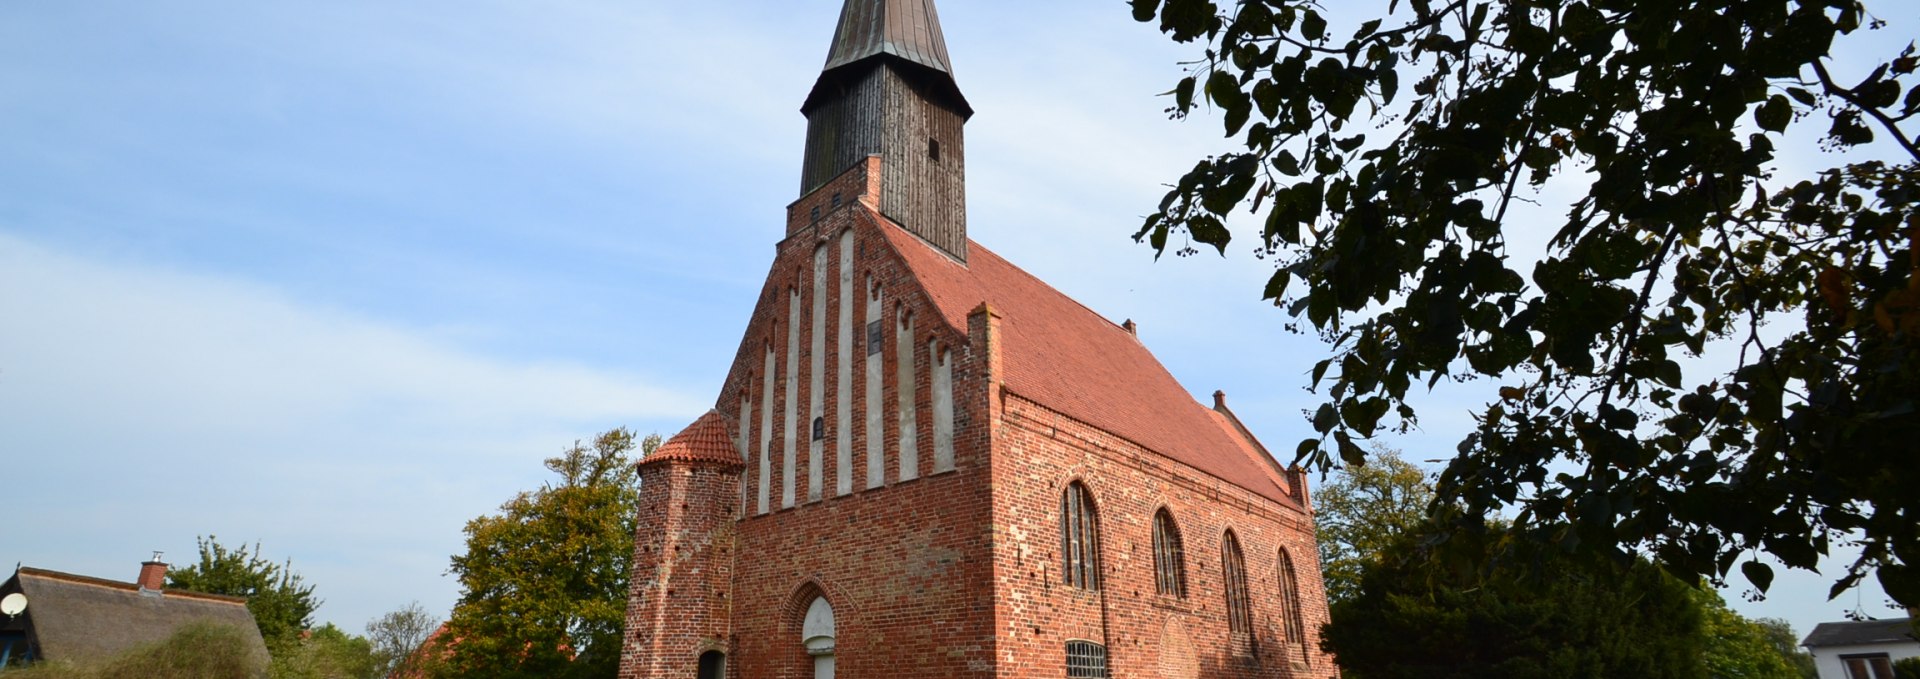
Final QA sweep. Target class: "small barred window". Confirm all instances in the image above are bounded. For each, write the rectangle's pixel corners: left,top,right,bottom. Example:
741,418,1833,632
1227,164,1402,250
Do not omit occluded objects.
1223,531,1252,634
1152,508,1186,598
1065,640,1109,678
1060,481,1100,590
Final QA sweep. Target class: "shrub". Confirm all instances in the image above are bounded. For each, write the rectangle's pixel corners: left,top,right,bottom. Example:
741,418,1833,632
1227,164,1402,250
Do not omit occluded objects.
96,622,264,679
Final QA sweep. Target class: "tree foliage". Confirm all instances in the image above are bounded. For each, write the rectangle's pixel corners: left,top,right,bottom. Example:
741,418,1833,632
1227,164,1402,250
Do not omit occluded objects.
1127,0,1919,604
436,428,658,679
266,624,378,679
366,601,440,678
1695,590,1806,679
1894,656,1920,679
1313,444,1434,604
1754,617,1820,679
1322,525,1707,678
167,536,319,643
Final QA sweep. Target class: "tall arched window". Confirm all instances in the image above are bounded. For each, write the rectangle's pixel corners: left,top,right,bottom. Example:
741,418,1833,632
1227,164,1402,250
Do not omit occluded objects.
1222,531,1251,634
802,596,836,679
1151,508,1186,598
1278,548,1307,649
1061,481,1101,590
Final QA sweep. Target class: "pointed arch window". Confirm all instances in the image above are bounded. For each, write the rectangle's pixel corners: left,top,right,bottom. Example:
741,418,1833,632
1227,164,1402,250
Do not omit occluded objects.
1279,548,1307,648
1151,508,1186,598
1222,531,1251,634
1061,481,1101,590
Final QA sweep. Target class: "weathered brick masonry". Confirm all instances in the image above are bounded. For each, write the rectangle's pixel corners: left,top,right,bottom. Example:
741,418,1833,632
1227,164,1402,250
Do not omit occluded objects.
619,1,1336,677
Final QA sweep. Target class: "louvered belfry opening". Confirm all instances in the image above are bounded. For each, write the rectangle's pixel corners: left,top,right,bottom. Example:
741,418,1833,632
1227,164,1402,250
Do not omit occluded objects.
800,0,972,261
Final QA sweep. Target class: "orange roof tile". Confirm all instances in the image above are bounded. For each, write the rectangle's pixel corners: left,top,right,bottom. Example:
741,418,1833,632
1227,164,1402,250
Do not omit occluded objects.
643,410,740,468
865,208,1295,505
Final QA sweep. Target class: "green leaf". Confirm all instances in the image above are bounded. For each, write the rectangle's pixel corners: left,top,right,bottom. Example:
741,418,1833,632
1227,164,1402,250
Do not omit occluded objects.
1130,0,1161,22
1354,18,1382,40
1301,10,1326,42
1754,94,1791,133
1264,270,1293,300
1741,561,1774,593
1314,403,1339,433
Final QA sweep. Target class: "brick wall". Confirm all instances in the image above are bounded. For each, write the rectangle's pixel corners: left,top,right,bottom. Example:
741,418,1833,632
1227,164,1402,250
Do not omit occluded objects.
622,156,1335,678
989,392,1337,678
621,461,741,678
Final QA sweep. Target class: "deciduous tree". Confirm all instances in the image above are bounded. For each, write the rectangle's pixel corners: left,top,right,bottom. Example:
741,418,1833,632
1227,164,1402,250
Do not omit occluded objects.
366,601,440,678
1313,444,1433,604
1323,524,1706,678
1126,0,1918,604
166,536,319,643
436,428,659,679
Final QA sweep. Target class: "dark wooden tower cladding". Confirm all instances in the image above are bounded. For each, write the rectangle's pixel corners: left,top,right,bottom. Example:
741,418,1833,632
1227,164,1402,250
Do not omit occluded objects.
799,0,972,261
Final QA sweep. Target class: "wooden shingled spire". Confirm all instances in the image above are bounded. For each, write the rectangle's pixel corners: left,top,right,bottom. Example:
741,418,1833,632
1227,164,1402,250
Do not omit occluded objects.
799,0,971,261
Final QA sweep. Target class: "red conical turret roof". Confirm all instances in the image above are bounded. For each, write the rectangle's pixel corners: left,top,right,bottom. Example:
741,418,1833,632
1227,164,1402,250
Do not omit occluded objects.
639,410,741,469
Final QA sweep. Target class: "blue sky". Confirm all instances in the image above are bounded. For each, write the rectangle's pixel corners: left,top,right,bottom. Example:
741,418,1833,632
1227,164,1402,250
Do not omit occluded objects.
1,0,1906,639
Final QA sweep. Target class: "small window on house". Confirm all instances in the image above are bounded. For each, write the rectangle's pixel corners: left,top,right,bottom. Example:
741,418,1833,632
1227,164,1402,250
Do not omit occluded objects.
811,416,825,441
929,138,941,161
1061,481,1100,590
831,192,842,208
1223,531,1252,634
1152,508,1186,598
810,206,821,222
867,320,884,355
1065,640,1109,678
1841,654,1897,679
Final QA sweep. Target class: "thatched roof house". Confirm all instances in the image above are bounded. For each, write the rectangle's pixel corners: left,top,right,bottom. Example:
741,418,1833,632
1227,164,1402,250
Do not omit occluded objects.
0,559,270,669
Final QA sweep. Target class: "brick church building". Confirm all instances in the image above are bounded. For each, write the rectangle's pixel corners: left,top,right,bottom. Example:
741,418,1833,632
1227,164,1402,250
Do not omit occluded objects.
619,1,1335,677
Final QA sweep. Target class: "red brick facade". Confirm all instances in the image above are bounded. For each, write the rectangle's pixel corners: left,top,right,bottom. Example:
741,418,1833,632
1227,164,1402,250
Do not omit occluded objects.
619,2,1334,676
619,157,1335,678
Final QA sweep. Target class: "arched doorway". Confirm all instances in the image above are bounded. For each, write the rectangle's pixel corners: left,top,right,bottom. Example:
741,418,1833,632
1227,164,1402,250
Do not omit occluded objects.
696,650,725,679
802,596,835,679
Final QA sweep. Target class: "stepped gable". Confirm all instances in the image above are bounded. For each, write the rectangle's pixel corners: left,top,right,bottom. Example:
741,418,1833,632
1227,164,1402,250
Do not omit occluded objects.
641,410,739,468
862,208,1294,504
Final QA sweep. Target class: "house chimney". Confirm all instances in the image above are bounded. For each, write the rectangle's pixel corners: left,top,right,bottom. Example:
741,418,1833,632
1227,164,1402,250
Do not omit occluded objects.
137,552,167,593
1122,319,1138,336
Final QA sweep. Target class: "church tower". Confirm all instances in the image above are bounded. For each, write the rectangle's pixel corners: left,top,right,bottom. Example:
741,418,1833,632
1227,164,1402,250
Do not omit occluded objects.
798,0,972,261
621,0,1340,675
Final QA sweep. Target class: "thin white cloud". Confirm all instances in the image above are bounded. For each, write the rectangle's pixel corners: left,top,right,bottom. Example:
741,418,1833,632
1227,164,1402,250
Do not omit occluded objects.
0,230,703,627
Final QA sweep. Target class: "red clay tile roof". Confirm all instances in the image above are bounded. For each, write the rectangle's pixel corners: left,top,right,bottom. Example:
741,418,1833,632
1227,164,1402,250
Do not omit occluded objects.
864,209,1295,505
642,410,741,468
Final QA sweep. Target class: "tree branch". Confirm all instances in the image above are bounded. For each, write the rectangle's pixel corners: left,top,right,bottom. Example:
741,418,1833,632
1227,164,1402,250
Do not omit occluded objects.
1813,60,1920,162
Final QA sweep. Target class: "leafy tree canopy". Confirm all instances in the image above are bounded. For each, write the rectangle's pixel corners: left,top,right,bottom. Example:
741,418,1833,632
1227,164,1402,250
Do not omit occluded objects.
1695,589,1807,679
1127,0,1918,604
1323,523,1708,679
1314,444,1434,604
267,623,378,679
167,536,319,643
436,428,658,679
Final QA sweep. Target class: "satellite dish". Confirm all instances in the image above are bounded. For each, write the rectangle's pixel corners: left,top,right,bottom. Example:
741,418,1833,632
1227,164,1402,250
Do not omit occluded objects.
0,593,25,616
